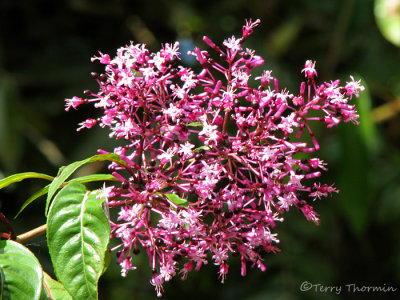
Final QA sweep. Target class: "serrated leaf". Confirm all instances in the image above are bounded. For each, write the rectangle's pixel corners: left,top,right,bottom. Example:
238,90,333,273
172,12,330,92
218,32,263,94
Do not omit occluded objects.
47,182,110,300
0,240,43,300
165,193,189,208
45,153,125,216
0,172,53,190
42,272,72,300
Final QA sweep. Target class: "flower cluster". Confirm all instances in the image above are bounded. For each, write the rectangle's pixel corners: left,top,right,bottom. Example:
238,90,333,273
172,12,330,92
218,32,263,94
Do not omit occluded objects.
66,19,364,297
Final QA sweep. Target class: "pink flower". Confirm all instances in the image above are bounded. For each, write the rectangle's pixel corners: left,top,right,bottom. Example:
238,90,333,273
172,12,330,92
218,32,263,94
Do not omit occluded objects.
302,60,318,79
177,141,194,159
223,36,241,53
246,55,264,69
76,118,97,131
65,96,84,111
277,112,299,134
218,263,229,283
91,51,111,64
255,70,273,87
161,42,180,61
68,19,363,296
345,75,365,98
198,117,222,145
120,258,137,277
242,19,261,39
157,147,177,165
150,274,164,298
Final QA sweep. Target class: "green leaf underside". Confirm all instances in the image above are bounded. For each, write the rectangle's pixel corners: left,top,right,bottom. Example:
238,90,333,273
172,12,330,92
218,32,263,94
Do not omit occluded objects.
47,182,110,300
45,153,125,216
0,240,43,300
0,172,54,190
42,272,72,300
165,193,189,208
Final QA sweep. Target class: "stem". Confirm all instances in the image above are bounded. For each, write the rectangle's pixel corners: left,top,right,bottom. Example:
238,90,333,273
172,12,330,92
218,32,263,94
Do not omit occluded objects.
16,224,47,244
222,108,230,135
137,102,149,182
0,212,16,240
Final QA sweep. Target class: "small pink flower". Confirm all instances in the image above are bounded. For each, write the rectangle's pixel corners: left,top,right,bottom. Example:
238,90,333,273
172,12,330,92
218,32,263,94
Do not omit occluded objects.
177,141,194,159
157,147,177,165
345,75,365,98
218,263,229,283
302,60,318,79
292,96,304,106
150,274,164,297
242,18,261,39
223,36,241,53
120,258,136,277
65,96,84,111
77,118,97,131
91,51,111,64
255,70,273,87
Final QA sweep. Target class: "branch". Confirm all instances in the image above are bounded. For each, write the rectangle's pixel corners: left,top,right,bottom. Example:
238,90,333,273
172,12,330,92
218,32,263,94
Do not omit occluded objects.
16,224,47,244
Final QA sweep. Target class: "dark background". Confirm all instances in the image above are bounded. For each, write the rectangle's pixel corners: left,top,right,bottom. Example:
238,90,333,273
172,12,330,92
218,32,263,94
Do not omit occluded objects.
1,0,400,299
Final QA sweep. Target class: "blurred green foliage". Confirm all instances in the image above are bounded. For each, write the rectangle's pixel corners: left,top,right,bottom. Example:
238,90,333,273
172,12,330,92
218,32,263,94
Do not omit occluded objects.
0,0,400,299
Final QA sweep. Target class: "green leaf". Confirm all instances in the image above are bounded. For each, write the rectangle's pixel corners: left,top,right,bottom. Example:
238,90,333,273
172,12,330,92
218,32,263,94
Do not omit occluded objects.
42,272,72,300
193,145,210,152
45,153,125,216
336,79,377,236
39,280,51,300
187,121,203,127
354,77,380,153
165,193,189,208
15,174,117,218
69,173,118,184
47,182,110,300
0,172,53,190
101,251,111,276
0,240,43,300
